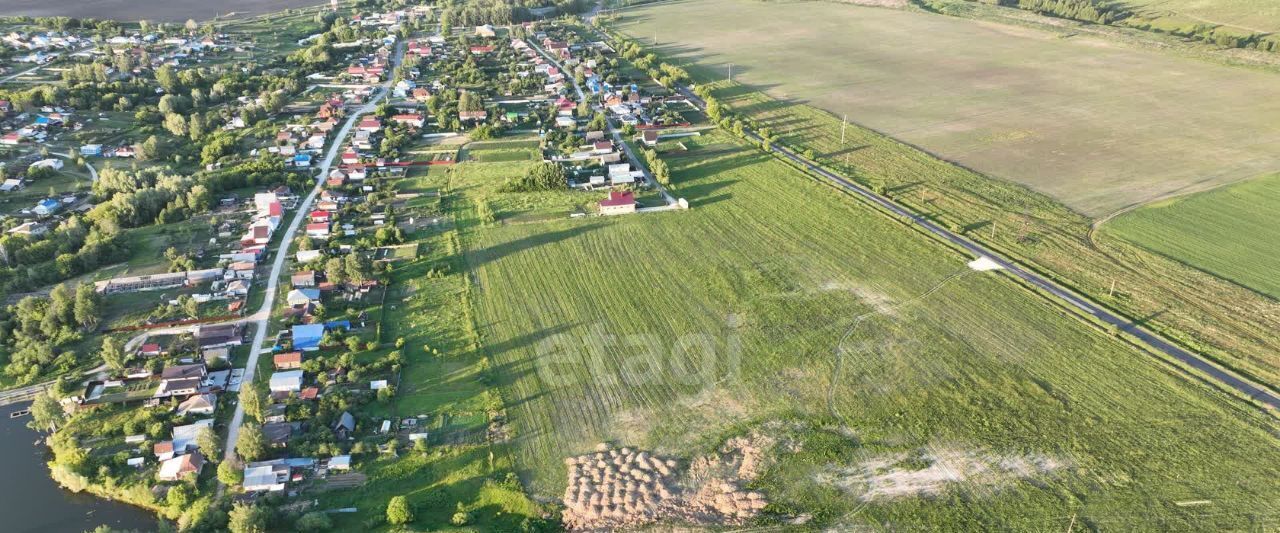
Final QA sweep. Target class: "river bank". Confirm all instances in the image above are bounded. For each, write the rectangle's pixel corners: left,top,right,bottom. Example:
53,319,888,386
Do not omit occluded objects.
0,403,156,533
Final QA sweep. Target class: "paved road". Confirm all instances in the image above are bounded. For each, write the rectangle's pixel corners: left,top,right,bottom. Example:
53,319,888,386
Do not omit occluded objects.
527,38,676,205
220,40,407,464
677,86,1280,412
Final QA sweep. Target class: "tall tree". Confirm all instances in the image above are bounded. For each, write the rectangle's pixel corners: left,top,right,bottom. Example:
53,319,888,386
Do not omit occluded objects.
228,503,269,533
100,337,127,372
29,390,64,431
196,426,220,458
235,423,268,462
73,283,100,330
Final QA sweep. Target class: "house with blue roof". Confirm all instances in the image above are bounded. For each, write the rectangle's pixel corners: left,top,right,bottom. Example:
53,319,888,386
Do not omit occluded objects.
293,154,312,168
292,324,325,351
34,198,61,216
80,144,103,156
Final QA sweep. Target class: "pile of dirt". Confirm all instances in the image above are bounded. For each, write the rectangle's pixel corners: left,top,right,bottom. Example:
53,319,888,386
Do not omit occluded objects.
561,441,771,530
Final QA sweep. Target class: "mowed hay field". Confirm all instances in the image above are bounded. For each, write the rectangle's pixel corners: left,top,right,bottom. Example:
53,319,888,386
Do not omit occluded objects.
1104,173,1280,299
453,134,1280,529
616,0,1280,217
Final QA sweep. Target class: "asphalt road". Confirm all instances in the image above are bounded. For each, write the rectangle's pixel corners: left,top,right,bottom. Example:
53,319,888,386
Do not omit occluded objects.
676,87,1280,412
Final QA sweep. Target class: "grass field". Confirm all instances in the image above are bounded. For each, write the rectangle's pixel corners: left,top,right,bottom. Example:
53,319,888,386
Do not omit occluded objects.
311,164,551,530
608,4,1280,386
1104,172,1280,299
451,131,1280,529
616,0,1280,217
1122,0,1280,33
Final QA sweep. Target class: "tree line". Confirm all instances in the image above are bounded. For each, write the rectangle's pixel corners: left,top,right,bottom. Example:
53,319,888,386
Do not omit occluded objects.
957,0,1280,52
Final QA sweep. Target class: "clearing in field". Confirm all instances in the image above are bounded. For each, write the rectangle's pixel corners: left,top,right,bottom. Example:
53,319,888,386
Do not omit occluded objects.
1103,172,1280,299
616,0,1280,216
454,132,1280,529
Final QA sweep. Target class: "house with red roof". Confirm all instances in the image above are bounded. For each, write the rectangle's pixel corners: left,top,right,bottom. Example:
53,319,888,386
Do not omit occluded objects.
273,352,303,370
599,190,636,216
309,210,331,223
357,118,382,132
138,343,165,357
305,223,330,239
391,114,424,128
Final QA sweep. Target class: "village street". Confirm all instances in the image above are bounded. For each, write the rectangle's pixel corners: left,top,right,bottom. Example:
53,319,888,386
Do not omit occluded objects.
219,40,407,470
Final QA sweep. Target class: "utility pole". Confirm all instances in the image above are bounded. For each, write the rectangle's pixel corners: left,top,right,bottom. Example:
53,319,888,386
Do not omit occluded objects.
728,63,732,83
990,222,996,240
1066,512,1077,533
841,113,847,144
1108,280,1116,298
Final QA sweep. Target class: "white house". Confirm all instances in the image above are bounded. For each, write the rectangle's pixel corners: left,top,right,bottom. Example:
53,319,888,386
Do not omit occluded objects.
269,370,304,393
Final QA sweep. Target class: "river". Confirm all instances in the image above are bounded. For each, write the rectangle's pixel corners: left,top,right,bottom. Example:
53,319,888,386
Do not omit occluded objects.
0,403,157,533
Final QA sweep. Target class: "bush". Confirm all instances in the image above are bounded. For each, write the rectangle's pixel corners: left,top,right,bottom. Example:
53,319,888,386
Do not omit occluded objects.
386,495,414,525
295,511,333,530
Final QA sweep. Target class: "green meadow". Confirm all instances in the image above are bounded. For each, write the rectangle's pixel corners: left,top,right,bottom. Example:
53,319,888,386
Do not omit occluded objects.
1104,173,1280,300
446,133,1280,529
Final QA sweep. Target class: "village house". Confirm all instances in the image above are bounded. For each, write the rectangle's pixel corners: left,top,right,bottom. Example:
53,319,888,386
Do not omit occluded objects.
459,110,488,122
292,324,325,351
291,270,317,287
157,451,205,481
599,190,637,216
171,419,214,454
225,261,256,280
305,222,331,239
176,393,217,416
225,279,251,297
391,113,425,128
153,441,175,461
137,343,166,357
333,411,356,440
287,288,321,307
197,323,243,349
269,369,304,394
242,463,289,492
155,363,207,398
6,221,47,236
274,352,303,370
262,422,295,448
